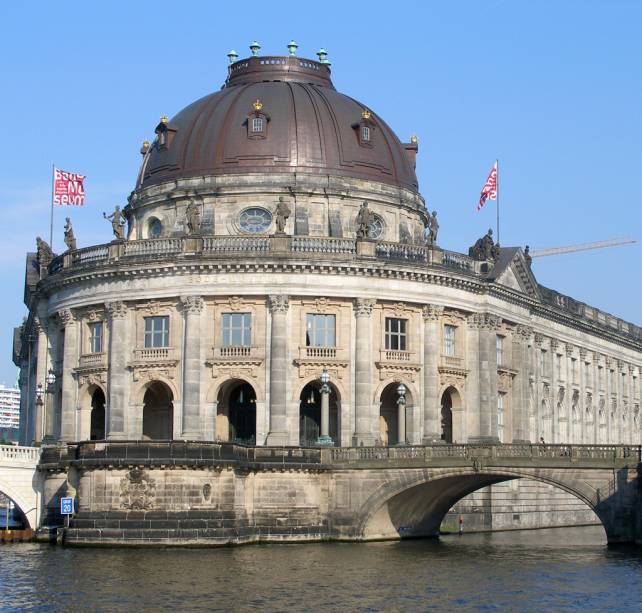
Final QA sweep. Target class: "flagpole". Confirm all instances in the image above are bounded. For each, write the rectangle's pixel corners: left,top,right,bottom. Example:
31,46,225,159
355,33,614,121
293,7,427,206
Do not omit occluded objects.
496,158,500,245
50,164,55,249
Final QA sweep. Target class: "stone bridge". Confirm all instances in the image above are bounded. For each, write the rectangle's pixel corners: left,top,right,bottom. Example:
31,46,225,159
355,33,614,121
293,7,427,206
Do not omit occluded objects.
37,442,642,546
0,445,42,529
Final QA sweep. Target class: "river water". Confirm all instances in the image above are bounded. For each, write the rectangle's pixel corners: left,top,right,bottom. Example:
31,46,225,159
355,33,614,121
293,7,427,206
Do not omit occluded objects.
1,527,641,612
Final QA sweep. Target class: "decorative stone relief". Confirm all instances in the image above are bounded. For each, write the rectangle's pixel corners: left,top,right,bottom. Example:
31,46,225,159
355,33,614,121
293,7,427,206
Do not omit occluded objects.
422,304,443,321
534,333,544,347
354,298,375,317
565,343,574,357
119,468,155,510
514,324,533,343
268,294,289,313
389,302,410,317
77,372,107,388
132,368,176,383
228,296,243,311
497,369,514,393
181,295,204,313
467,312,501,330
439,371,466,391
314,297,330,313
579,348,588,361
106,301,128,320
56,308,75,328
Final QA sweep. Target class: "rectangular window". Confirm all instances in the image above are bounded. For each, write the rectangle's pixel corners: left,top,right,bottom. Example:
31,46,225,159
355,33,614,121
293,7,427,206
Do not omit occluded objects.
144,316,169,348
88,322,103,354
444,325,456,357
598,365,604,388
496,335,504,366
571,358,577,384
385,318,407,351
252,117,263,133
584,363,591,388
540,349,546,373
306,314,336,347
497,393,505,443
556,354,562,379
221,313,252,347
361,126,370,142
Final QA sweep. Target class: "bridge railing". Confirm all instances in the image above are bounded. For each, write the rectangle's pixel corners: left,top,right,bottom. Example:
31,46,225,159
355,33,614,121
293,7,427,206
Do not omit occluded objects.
0,445,40,464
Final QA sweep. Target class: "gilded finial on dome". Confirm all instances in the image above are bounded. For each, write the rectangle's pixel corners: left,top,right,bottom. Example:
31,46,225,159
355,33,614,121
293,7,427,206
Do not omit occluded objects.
160,115,169,125
249,41,261,56
410,134,418,144
253,99,263,111
140,140,150,155
362,109,371,120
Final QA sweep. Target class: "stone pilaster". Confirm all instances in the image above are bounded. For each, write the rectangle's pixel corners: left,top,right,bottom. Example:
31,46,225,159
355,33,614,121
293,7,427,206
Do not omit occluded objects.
422,304,442,443
513,325,533,442
180,296,204,439
266,295,289,445
353,298,375,446
468,312,501,443
57,308,78,441
34,318,48,444
106,301,129,439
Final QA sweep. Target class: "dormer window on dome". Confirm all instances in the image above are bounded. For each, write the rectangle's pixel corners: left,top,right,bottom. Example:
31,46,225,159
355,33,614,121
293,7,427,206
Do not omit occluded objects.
247,99,269,140
355,109,375,148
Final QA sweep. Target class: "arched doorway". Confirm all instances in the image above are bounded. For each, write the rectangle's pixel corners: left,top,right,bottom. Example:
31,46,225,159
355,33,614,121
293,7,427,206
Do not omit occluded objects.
379,382,412,446
229,382,256,444
142,381,174,440
216,380,257,444
90,387,106,440
299,382,339,446
440,387,458,443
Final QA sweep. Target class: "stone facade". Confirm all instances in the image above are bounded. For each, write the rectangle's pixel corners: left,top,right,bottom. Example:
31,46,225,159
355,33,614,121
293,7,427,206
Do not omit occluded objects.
11,51,642,544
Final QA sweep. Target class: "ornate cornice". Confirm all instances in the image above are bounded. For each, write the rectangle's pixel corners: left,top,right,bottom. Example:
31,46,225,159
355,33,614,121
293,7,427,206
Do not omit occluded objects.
514,324,533,343
467,312,502,331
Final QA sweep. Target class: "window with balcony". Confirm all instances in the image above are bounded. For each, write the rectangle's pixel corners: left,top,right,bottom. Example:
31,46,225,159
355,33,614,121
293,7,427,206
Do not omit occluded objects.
221,313,252,347
444,325,456,357
306,314,336,347
385,318,407,351
144,316,169,348
496,335,504,366
88,322,103,354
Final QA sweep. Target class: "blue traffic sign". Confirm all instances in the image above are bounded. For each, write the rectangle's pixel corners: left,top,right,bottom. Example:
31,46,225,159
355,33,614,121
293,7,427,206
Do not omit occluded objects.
60,497,74,515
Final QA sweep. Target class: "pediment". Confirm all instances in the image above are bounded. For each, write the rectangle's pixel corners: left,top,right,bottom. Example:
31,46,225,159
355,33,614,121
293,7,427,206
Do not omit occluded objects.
492,249,541,300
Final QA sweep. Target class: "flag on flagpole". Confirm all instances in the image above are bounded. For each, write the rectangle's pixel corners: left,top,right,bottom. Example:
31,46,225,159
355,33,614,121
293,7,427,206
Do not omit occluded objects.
477,162,497,212
53,168,86,206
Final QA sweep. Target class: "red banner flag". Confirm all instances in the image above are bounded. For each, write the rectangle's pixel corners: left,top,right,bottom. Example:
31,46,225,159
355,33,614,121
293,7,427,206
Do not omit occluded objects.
477,162,497,212
53,168,85,206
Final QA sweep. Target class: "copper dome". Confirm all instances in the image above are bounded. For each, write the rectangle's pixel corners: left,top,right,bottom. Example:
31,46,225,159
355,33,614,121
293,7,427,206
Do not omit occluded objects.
140,55,419,193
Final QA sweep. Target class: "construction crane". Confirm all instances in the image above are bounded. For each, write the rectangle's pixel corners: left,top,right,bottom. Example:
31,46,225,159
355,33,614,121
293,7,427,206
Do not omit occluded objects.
528,238,636,258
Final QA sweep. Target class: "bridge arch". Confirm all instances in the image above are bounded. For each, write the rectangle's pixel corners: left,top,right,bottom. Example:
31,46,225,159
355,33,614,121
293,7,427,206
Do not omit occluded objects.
0,480,37,530
356,467,607,542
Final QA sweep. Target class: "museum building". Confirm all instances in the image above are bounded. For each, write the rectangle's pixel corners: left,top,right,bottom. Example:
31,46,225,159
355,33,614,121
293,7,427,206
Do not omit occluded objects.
9,48,642,546
13,47,642,452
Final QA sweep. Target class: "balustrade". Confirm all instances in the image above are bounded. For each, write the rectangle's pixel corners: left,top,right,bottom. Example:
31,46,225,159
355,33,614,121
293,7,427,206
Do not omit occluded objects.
383,349,411,362
124,238,182,256
203,236,270,253
292,237,356,254
78,353,107,368
72,245,110,265
0,445,40,463
306,346,337,359
376,241,427,262
133,347,174,362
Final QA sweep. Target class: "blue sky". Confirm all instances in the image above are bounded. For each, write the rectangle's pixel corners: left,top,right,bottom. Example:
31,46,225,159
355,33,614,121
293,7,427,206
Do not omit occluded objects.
0,0,640,385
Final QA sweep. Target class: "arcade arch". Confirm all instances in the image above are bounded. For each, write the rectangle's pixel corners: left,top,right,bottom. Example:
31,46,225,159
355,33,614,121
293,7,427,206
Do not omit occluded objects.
299,381,340,446
142,381,174,440
216,379,257,444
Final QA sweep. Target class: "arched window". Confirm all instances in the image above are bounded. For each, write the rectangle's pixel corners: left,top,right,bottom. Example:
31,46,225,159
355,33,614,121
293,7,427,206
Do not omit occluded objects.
148,217,162,238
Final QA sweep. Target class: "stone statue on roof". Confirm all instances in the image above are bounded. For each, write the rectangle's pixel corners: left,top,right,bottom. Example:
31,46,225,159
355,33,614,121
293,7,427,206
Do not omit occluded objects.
103,205,126,240
63,217,77,251
275,196,291,234
355,201,374,239
469,228,499,261
36,236,53,267
185,199,202,235
425,210,439,247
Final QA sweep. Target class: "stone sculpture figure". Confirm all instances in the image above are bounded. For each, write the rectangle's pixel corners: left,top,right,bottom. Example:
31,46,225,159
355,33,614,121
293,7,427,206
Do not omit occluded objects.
275,196,291,234
185,199,202,235
355,201,374,239
103,205,126,240
469,228,499,261
36,236,53,267
425,210,439,246
63,217,77,251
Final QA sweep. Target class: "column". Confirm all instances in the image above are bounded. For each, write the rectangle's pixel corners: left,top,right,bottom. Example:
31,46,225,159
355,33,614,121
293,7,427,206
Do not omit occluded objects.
397,387,406,445
353,298,375,446
106,301,129,439
469,313,500,443
58,309,78,441
513,325,533,442
317,371,332,445
180,295,204,439
34,318,48,444
421,305,442,443
266,295,289,445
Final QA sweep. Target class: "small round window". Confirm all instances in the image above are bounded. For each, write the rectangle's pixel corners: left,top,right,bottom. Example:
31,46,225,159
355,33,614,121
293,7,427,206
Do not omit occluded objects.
239,207,273,234
369,215,384,239
148,218,162,238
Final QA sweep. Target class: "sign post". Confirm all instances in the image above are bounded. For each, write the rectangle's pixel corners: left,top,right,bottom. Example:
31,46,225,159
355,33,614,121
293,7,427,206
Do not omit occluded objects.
60,496,74,529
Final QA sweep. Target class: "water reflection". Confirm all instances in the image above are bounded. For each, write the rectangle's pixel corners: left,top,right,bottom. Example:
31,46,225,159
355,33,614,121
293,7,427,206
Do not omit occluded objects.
1,527,641,612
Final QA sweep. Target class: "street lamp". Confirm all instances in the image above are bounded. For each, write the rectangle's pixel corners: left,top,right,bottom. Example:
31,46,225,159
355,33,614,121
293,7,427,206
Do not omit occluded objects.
396,383,407,446
46,370,56,393
316,369,334,446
